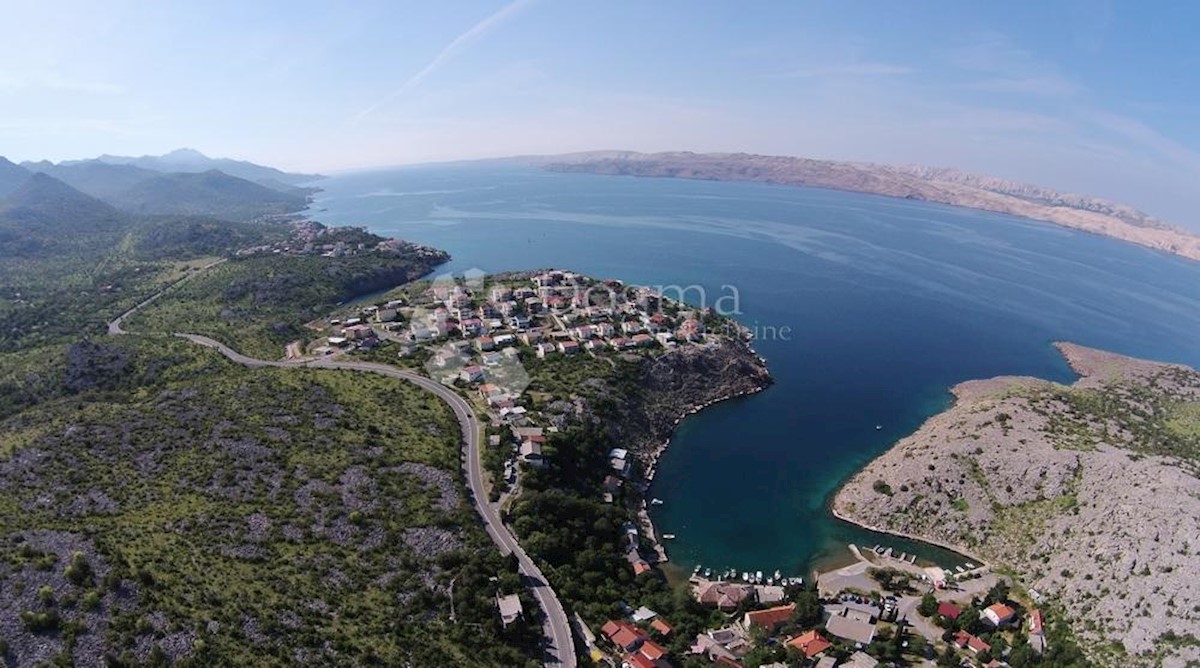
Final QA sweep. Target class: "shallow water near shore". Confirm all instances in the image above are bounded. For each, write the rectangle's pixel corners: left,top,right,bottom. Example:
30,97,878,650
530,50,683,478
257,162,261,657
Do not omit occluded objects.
310,162,1200,574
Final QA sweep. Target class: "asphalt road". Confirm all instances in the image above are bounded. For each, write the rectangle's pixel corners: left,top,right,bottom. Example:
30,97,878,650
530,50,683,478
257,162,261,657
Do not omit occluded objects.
175,334,578,667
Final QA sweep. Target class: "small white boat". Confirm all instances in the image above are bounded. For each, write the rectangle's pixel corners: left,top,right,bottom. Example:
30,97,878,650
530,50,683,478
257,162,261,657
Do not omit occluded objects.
742,572,750,582
650,498,664,505
773,570,782,580
755,570,763,582
693,565,701,574
662,533,676,540
875,424,882,430
704,568,711,577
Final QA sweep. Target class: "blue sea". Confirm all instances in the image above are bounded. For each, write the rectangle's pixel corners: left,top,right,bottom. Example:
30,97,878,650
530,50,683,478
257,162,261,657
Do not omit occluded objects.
308,162,1200,575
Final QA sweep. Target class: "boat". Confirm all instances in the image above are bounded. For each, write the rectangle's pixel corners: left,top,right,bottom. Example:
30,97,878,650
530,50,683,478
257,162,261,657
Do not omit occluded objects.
704,568,711,577
662,533,676,540
742,572,750,582
875,424,882,430
965,562,976,569
773,570,782,580
692,565,701,575
650,498,664,505
755,570,763,583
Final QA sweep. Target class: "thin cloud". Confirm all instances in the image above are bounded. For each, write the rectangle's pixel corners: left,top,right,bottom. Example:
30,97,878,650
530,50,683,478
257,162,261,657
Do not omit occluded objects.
352,0,536,124
763,62,914,79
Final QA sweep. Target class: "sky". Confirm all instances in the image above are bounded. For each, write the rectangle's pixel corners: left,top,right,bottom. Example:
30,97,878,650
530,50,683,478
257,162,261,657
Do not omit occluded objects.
2,0,1199,225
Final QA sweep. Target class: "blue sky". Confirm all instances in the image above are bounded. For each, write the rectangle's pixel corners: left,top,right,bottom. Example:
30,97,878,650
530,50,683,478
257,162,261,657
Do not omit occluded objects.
2,1,1199,224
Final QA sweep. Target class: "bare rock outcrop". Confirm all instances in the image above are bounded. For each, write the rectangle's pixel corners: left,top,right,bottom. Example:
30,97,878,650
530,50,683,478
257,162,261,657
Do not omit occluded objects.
833,343,1200,667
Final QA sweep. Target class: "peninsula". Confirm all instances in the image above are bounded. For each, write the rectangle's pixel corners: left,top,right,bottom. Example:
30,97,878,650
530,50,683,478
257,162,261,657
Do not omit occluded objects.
537,151,1200,263
834,343,1200,667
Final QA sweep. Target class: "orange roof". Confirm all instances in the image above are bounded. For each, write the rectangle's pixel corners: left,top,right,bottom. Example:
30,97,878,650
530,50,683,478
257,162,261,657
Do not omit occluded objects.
624,653,655,668
639,639,667,661
633,561,652,575
1030,609,1044,635
745,603,796,630
986,602,1016,621
611,626,645,650
787,630,831,658
601,620,621,638
649,618,673,635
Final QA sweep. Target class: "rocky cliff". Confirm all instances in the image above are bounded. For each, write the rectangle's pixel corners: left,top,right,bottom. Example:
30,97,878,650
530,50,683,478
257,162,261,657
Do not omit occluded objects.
833,343,1200,667
540,151,1200,262
584,338,772,470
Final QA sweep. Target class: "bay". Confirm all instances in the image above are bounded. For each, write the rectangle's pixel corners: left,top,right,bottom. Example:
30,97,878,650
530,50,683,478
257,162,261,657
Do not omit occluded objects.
308,162,1200,575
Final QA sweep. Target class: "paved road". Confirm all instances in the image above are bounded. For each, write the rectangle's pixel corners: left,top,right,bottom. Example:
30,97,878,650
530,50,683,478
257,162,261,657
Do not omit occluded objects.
108,259,227,336
176,334,578,668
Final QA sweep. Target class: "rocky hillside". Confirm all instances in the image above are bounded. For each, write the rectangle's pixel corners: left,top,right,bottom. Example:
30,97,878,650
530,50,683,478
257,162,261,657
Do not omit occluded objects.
540,151,1200,262
618,338,772,464
833,343,1200,667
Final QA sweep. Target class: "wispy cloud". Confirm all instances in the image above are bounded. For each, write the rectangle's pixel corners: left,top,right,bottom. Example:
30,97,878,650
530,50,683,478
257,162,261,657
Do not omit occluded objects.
762,62,914,80
0,71,124,95
948,32,1082,99
352,0,536,124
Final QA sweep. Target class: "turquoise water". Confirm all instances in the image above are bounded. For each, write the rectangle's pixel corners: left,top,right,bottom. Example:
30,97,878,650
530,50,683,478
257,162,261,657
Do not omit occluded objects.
308,163,1200,574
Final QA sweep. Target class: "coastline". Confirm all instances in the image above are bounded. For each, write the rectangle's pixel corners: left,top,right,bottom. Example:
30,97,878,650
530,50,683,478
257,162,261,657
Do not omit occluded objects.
639,337,772,563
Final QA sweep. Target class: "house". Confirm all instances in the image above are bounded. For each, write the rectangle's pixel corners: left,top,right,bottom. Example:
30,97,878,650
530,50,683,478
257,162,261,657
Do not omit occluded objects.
843,651,880,668
743,604,795,633
481,351,503,366
496,593,523,627
755,585,786,605
623,653,655,668
983,602,1017,627
558,340,581,354
814,657,838,668
535,342,557,358
649,618,673,636
632,606,658,623
519,441,544,467
459,366,485,383
786,630,832,659
694,581,754,611
638,639,667,662
476,336,496,351
954,631,992,654
825,609,876,645
519,330,543,345
632,333,656,348
1029,609,1044,636
936,601,963,621
602,621,648,652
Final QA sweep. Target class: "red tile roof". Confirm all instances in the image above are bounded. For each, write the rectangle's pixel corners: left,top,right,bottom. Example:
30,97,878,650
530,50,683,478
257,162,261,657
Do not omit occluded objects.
937,601,962,620
611,626,645,651
787,629,832,658
639,639,667,661
624,652,656,668
1030,609,1044,635
745,603,796,631
601,620,621,638
985,602,1017,624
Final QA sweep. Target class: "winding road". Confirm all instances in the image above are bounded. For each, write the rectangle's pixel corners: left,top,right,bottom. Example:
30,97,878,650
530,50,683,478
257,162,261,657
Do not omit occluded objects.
109,283,577,666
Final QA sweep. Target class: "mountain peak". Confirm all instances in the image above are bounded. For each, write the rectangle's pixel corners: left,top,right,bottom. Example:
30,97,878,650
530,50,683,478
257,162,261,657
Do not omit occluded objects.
163,148,210,161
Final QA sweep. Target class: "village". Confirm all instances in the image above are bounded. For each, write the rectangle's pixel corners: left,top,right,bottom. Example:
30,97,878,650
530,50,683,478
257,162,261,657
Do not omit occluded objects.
304,269,1053,668
580,542,1051,668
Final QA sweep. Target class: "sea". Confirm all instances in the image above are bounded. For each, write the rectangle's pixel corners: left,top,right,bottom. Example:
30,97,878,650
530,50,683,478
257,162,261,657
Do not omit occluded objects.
307,161,1200,577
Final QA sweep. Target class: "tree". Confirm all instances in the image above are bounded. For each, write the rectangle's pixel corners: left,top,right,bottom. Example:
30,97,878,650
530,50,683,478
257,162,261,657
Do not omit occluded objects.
984,580,1010,606
918,593,938,617
955,607,981,634
791,590,823,627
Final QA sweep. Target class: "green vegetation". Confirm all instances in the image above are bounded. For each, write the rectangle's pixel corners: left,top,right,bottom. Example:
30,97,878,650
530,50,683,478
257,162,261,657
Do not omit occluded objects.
126,251,446,359
0,343,538,666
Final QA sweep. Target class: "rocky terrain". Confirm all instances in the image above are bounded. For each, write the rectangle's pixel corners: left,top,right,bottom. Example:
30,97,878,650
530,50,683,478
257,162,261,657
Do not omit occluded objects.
540,151,1200,263
833,343,1200,667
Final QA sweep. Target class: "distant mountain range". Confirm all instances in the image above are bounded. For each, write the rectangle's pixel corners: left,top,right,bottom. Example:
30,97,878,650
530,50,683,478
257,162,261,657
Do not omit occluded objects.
0,150,317,257
538,151,1200,262
59,148,323,188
